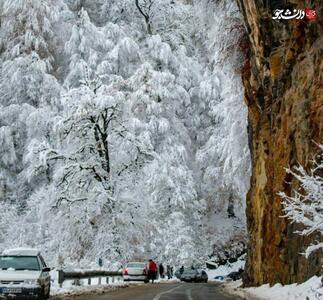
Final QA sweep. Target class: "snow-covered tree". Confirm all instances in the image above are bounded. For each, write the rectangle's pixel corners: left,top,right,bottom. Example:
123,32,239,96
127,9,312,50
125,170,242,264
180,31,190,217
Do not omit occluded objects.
0,0,62,204
187,0,250,259
64,7,111,88
0,201,18,249
0,0,250,267
25,69,154,263
134,0,194,50
124,55,207,264
0,0,63,106
280,144,323,258
135,0,155,34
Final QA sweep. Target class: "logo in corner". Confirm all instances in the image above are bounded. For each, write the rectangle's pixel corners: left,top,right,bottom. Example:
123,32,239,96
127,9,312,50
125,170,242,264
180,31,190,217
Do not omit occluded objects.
305,0,316,20
272,1,316,21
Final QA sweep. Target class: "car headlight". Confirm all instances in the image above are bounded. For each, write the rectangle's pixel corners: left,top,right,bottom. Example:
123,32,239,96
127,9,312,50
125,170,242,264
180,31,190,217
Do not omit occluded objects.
24,279,40,286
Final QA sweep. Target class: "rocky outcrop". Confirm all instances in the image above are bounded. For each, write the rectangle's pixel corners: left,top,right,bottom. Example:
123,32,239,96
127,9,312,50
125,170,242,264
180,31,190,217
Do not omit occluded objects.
236,0,323,286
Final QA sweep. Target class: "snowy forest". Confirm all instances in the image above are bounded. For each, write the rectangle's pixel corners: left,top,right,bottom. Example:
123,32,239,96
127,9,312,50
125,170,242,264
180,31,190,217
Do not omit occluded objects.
0,0,251,268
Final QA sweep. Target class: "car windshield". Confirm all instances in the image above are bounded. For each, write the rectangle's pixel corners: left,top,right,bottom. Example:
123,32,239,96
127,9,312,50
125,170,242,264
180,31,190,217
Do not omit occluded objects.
0,256,40,271
127,263,146,268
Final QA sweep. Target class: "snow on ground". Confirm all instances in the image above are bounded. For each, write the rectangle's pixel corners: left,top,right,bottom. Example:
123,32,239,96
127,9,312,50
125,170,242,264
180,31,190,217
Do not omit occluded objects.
155,277,180,284
245,276,323,300
51,282,130,299
49,270,178,298
206,257,245,281
208,257,323,300
224,276,323,300
50,270,129,298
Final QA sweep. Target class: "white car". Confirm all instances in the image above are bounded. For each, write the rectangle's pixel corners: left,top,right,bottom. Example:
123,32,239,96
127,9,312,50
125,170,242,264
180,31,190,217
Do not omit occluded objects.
0,248,51,299
123,262,148,282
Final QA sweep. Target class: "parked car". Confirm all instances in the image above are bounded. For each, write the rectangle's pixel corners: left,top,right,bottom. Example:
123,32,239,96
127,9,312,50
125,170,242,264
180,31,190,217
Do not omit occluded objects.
226,268,243,281
180,269,208,283
0,248,51,299
123,262,148,282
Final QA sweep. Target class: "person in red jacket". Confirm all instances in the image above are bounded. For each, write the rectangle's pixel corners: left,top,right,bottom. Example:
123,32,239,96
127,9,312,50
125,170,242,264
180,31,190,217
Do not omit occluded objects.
147,259,158,283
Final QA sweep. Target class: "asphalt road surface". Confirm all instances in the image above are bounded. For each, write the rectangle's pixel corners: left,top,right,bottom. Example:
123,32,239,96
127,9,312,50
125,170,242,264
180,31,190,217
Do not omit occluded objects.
73,282,241,300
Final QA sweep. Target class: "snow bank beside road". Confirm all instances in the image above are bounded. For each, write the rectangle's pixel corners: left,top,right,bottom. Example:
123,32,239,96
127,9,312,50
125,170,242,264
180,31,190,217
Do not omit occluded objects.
224,276,323,300
51,283,129,299
50,270,129,298
245,276,323,300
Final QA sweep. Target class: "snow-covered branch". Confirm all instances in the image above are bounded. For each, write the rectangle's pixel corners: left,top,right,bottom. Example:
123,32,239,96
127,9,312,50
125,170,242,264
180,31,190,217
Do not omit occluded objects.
280,144,323,258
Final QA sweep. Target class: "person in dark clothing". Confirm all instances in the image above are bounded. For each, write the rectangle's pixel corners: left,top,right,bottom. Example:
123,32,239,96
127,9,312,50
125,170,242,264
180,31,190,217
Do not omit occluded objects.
166,265,172,279
147,259,158,283
179,265,184,275
159,263,165,278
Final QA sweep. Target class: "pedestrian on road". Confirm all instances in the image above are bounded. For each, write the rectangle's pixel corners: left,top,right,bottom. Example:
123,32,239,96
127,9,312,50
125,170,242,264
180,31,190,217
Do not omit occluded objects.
147,259,158,283
159,263,165,279
179,265,184,275
166,265,172,279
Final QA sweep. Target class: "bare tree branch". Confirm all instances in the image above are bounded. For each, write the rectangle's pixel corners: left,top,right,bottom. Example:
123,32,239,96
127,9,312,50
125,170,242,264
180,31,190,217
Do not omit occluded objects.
135,0,153,34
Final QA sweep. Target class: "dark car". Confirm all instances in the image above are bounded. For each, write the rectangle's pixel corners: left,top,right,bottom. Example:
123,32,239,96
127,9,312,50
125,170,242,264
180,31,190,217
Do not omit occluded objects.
180,269,208,283
226,268,243,281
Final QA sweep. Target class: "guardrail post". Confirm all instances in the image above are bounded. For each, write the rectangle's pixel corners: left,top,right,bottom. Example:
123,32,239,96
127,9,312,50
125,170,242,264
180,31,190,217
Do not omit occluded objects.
106,277,109,284
98,277,101,285
58,270,64,288
88,278,91,285
73,279,81,286
112,277,115,283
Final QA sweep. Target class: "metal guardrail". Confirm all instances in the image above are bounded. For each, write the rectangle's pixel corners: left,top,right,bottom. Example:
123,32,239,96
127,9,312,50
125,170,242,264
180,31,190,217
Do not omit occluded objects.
58,270,123,287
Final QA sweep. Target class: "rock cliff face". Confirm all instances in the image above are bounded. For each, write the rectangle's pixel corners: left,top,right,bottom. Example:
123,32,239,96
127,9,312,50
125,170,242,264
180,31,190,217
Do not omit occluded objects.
236,0,323,286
